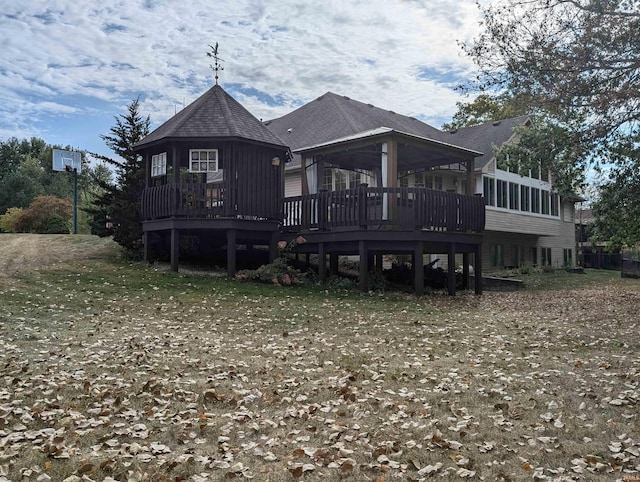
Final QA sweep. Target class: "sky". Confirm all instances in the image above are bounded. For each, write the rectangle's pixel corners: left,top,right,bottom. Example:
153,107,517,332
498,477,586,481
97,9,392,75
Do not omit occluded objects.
0,0,485,160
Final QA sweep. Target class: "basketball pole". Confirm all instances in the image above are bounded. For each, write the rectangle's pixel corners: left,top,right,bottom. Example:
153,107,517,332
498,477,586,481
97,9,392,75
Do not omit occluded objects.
73,167,78,235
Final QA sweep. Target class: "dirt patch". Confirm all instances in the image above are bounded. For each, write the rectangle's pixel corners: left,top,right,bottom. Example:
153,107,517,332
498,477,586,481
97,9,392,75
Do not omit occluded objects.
0,233,117,277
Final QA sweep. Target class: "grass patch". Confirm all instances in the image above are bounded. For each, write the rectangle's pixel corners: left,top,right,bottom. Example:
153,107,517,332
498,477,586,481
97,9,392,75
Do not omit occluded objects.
0,235,639,480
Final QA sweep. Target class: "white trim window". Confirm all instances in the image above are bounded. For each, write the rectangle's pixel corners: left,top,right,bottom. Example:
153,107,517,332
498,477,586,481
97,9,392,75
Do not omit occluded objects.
151,152,167,177
189,149,218,173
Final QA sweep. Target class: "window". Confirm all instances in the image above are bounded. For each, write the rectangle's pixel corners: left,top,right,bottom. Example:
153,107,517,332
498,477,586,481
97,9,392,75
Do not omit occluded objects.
322,169,333,191
541,190,550,215
509,182,519,210
334,169,347,191
491,244,504,267
399,173,409,188
497,180,508,208
541,247,552,266
414,172,425,188
151,152,167,177
550,194,559,216
531,187,540,213
520,185,530,212
189,149,218,173
434,176,443,191
483,177,495,206
530,247,538,266
348,171,361,188
511,245,524,267
563,248,573,266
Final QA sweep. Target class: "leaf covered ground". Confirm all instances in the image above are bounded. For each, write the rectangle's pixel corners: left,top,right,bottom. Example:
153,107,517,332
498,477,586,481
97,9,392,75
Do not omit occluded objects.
0,235,638,481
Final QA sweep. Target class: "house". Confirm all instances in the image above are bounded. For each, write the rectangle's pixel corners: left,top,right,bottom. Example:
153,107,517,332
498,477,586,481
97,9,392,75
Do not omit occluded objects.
136,83,579,295
265,94,578,271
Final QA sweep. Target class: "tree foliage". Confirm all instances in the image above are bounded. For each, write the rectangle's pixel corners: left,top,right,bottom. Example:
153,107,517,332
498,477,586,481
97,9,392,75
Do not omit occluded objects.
442,93,528,131
90,98,150,256
463,0,639,151
12,195,72,234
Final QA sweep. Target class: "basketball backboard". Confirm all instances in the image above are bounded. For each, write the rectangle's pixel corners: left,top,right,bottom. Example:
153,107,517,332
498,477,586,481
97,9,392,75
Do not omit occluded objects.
52,149,82,172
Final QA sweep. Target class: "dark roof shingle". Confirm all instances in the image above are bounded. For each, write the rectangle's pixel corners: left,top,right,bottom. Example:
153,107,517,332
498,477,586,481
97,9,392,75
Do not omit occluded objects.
136,84,287,149
265,92,450,152
446,116,531,169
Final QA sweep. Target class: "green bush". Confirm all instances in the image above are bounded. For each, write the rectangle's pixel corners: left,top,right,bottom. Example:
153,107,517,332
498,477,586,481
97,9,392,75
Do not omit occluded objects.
43,214,70,234
0,207,24,232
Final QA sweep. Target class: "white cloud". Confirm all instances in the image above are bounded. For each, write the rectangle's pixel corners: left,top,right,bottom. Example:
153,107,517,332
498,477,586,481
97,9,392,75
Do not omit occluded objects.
0,0,484,149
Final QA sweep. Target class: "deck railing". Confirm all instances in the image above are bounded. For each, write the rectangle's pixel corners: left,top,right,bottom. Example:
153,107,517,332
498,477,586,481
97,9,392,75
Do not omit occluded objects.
141,182,225,220
282,186,485,233
142,183,485,233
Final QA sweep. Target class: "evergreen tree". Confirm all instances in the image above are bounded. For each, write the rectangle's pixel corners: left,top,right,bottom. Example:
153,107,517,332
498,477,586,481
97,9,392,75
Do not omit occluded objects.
91,98,150,256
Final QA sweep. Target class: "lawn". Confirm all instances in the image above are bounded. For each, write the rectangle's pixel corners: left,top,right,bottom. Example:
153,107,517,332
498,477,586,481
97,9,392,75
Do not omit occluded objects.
0,235,638,481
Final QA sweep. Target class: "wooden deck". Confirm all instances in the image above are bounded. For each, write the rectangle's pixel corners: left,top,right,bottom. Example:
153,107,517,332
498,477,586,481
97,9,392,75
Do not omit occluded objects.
282,186,485,233
141,184,485,295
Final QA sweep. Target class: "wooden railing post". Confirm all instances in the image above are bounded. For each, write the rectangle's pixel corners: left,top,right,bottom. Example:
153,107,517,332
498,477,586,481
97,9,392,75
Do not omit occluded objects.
318,189,328,230
358,184,368,229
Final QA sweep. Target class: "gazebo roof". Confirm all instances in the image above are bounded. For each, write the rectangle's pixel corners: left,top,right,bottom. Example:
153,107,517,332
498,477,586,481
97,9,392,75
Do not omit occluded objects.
135,84,287,150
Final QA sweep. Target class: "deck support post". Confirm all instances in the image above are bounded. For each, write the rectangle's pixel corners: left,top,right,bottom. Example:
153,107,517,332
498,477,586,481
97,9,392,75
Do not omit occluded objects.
466,159,475,195
462,252,470,290
414,243,424,296
359,240,369,292
330,253,339,277
143,232,149,263
318,243,327,283
170,229,180,272
447,243,456,296
375,253,383,270
269,232,279,263
227,229,237,277
305,253,311,270
474,244,483,295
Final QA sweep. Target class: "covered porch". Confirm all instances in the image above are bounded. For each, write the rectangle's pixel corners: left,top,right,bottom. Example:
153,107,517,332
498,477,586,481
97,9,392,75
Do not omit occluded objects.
283,127,485,295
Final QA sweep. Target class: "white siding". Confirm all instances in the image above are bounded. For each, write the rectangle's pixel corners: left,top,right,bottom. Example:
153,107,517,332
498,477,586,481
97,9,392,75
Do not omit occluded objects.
485,208,560,236
285,170,302,197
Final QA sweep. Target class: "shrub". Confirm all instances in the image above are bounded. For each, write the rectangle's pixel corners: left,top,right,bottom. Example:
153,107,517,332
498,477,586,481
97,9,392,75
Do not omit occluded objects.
43,214,70,234
14,196,72,233
0,207,24,232
236,257,305,286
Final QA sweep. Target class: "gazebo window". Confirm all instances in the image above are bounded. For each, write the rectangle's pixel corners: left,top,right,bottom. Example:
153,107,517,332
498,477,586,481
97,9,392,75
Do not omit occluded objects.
151,152,167,177
189,149,218,173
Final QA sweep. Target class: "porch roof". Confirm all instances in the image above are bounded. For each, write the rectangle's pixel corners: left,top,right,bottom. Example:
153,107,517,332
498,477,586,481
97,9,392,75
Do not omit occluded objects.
293,127,482,172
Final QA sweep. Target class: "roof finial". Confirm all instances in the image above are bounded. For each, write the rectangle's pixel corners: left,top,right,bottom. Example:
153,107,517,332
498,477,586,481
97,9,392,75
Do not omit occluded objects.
207,42,224,85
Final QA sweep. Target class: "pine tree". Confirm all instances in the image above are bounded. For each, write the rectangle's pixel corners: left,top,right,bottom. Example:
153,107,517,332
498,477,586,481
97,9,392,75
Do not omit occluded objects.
91,98,150,256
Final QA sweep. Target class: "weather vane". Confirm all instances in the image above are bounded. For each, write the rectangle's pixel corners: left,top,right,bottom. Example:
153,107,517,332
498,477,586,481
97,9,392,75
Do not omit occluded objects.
207,42,224,85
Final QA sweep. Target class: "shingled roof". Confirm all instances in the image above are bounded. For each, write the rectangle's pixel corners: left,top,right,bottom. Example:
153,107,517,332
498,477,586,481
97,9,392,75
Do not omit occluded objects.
446,115,531,169
135,84,287,149
264,92,450,153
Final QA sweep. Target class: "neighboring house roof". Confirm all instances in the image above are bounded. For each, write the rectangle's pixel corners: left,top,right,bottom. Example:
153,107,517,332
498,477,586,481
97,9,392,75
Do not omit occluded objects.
576,208,595,225
135,84,287,150
265,92,451,167
445,115,531,170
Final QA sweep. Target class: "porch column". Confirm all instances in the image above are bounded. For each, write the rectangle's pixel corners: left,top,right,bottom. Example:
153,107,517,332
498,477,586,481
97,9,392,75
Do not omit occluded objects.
375,253,383,270
359,240,369,292
318,243,327,282
170,229,179,272
474,245,483,295
447,243,456,296
227,229,237,277
381,139,398,220
414,243,424,296
172,144,180,183
144,152,150,189
466,159,475,195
